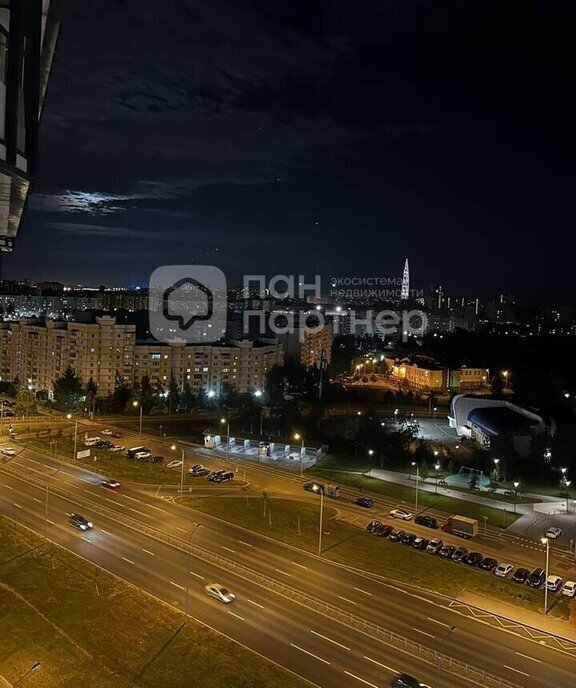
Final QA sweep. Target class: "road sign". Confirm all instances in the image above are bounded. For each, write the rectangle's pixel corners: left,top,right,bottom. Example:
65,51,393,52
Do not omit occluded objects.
76,449,90,459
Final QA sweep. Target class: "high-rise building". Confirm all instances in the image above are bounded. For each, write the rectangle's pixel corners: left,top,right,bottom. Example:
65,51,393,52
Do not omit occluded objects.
0,1,64,252
400,258,410,300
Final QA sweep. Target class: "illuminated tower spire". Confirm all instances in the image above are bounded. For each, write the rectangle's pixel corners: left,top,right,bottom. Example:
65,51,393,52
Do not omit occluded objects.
401,258,410,300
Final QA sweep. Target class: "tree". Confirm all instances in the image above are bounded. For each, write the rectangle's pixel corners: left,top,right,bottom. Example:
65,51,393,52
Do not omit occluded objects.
419,459,429,480
53,367,83,411
86,377,98,416
140,375,155,413
13,388,37,417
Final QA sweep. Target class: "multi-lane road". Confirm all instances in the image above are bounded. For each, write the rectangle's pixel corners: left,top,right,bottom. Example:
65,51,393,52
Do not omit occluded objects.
1,437,575,688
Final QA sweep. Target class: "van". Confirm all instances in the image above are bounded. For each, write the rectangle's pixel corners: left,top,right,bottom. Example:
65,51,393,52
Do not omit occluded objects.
84,437,101,446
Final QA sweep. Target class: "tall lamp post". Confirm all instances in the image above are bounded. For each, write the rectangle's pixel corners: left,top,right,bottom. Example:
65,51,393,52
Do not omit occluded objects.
411,461,420,515
436,625,456,688
66,413,78,460
434,461,441,494
12,661,41,687
565,480,572,513
311,483,325,555
132,400,143,436
221,417,230,462
513,481,520,514
294,433,305,481
542,537,550,614
171,444,186,500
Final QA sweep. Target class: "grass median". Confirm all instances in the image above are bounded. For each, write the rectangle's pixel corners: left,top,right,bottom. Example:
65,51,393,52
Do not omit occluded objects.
188,496,570,620
0,516,308,688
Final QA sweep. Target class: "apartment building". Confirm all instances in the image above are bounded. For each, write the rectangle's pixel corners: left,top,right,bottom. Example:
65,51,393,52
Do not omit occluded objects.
387,355,489,394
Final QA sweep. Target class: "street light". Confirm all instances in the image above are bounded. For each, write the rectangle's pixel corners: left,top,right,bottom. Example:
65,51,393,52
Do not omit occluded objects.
13,661,41,687
502,370,509,389
294,433,305,481
132,400,143,436
436,625,456,688
221,418,230,461
434,462,441,494
433,406,437,419
565,480,571,513
541,537,550,614
171,444,186,500
513,481,520,514
310,483,325,555
412,461,420,515
67,413,78,461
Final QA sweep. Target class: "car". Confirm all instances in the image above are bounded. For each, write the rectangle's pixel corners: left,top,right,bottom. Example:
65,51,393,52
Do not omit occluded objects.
413,537,429,550
526,567,546,588
512,568,530,584
166,460,183,469
150,455,164,463
399,532,416,545
109,445,125,452
111,431,123,438
214,471,234,483
494,563,513,578
1,409,14,416
561,581,576,598
452,547,468,563
354,497,374,508
208,470,227,481
84,437,101,446
204,583,235,604
546,575,563,592
438,544,456,559
463,551,483,567
414,514,438,529
69,513,93,531
189,467,210,477
390,509,413,521
135,451,152,461
189,464,205,474
390,674,431,688
426,538,443,554
545,527,562,540
101,429,113,436
96,440,113,449
367,520,382,534
101,479,120,489
479,557,498,572
1,447,17,457
503,490,515,497
388,529,405,542
376,524,394,538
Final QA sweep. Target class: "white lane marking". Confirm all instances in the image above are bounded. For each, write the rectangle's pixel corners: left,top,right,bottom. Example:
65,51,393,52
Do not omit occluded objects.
146,504,166,513
222,546,236,553
27,467,44,474
290,644,331,665
344,671,379,688
3,484,13,490
122,495,140,503
504,665,530,677
128,507,150,518
364,656,398,673
275,568,292,577
238,540,253,548
428,617,451,627
247,599,264,609
121,557,135,565
413,627,435,639
170,581,185,590
81,536,91,543
100,529,112,536
26,458,44,466
337,595,357,605
227,610,245,621
176,527,187,533
353,587,372,596
142,549,156,556
33,497,42,503
310,630,350,651
515,652,541,663
13,503,23,509
47,519,54,525
292,561,308,570
189,571,204,580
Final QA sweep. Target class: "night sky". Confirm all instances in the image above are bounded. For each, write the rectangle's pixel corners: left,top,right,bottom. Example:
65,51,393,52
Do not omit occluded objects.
5,0,576,302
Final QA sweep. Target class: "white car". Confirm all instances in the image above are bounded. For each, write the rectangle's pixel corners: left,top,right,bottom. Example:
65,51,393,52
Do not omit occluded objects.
134,451,151,460
205,583,235,604
561,581,576,598
109,445,125,452
101,429,113,436
494,563,513,578
546,575,563,592
166,460,183,469
1,447,17,457
545,527,562,540
390,509,413,521
84,437,101,446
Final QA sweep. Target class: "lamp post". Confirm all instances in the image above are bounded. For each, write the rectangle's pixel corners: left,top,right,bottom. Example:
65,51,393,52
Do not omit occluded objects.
67,413,78,460
412,461,420,515
132,400,143,436
310,483,325,555
492,457,500,483
565,480,571,513
12,661,41,687
221,417,230,462
502,370,509,389
542,537,550,614
171,444,186,500
434,461,441,494
433,406,438,420
513,481,520,514
26,379,33,419
436,625,456,688
294,433,305,481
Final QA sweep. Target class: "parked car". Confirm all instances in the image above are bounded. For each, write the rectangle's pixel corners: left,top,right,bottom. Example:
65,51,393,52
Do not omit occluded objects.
399,532,416,546
376,524,394,538
388,529,405,542
479,557,498,572
414,514,438,529
151,455,165,463
546,575,563,592
354,497,374,508
208,470,227,481
413,537,429,550
166,460,183,469
101,429,113,436
366,520,381,534
135,451,152,461
204,583,235,604
561,581,576,598
452,547,468,563
526,567,546,588
109,445,125,452
111,431,123,438
189,467,210,476
494,563,513,578
390,509,413,521
69,513,93,531
213,471,234,483
426,538,443,554
545,527,562,540
463,551,483,567
101,479,120,489
438,544,456,559
1,447,17,457
84,437,101,447
512,568,530,584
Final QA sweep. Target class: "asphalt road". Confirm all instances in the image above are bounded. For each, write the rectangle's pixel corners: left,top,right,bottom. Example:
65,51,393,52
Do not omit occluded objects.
2,444,576,687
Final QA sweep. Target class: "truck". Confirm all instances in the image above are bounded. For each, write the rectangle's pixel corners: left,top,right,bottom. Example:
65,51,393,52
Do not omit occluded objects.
303,482,340,498
441,515,479,539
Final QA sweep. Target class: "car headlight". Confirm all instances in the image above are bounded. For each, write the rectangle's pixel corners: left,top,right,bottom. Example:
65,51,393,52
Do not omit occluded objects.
87,522,93,528
80,524,86,530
